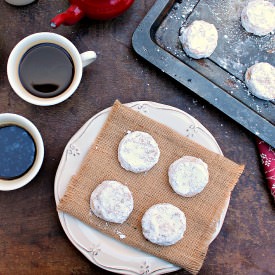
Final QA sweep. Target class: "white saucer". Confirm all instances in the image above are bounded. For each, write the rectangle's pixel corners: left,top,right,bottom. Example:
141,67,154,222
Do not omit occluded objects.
54,101,228,274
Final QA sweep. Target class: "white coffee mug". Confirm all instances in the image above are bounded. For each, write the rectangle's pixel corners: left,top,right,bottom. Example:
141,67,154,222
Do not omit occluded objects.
7,32,97,106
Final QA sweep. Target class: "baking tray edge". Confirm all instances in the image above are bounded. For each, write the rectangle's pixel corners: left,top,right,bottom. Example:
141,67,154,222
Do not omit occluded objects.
132,0,275,148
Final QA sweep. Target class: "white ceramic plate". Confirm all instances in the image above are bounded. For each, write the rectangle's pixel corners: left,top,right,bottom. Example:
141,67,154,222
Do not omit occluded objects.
54,101,228,274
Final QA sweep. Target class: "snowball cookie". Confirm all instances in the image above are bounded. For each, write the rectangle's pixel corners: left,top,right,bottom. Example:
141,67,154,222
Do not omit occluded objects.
142,203,186,246
179,20,218,59
90,180,134,224
118,131,160,173
245,62,275,100
168,156,209,197
241,0,275,36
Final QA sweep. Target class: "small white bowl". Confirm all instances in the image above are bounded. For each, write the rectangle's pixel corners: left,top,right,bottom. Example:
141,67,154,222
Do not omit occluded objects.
0,113,44,191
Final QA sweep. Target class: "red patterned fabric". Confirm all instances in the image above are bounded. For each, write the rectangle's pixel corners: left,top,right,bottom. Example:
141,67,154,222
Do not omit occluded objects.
256,138,275,201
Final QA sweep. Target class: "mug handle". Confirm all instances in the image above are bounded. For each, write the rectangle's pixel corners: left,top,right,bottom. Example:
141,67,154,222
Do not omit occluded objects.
80,51,97,68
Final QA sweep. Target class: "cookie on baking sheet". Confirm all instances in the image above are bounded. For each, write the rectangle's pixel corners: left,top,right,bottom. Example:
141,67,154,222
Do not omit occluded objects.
118,131,160,173
168,156,209,197
90,180,134,224
245,62,275,101
241,0,275,36
179,20,218,59
141,203,186,246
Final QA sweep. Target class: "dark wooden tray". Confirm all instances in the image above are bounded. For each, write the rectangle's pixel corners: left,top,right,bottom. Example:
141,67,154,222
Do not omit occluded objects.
132,0,275,147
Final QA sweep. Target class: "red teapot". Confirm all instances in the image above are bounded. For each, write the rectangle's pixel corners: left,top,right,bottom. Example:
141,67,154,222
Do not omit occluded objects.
51,0,135,28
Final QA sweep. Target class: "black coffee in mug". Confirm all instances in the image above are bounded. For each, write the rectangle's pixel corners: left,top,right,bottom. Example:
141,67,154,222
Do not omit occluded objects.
19,43,75,98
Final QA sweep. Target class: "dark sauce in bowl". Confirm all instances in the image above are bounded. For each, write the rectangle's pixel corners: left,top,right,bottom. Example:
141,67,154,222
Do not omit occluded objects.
0,125,36,180
19,43,75,98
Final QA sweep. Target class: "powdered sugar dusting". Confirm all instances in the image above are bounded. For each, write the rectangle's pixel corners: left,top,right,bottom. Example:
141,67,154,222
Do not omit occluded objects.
118,131,160,173
241,0,275,36
154,0,274,133
168,156,209,197
142,203,186,246
90,180,134,224
184,0,275,79
115,229,126,239
179,20,218,59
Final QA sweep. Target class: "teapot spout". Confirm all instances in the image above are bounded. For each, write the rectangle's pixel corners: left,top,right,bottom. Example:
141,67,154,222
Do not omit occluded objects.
50,4,85,28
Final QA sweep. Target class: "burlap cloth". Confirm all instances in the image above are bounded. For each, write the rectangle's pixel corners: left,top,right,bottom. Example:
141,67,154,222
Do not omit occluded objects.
58,100,244,274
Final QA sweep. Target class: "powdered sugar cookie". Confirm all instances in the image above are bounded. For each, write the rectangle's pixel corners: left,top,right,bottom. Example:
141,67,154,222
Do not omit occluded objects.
168,156,209,197
118,131,160,173
90,180,134,224
141,203,186,246
245,62,275,100
241,0,275,36
179,20,218,59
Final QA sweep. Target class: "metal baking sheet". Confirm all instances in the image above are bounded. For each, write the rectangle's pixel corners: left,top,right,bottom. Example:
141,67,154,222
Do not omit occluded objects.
132,0,275,147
